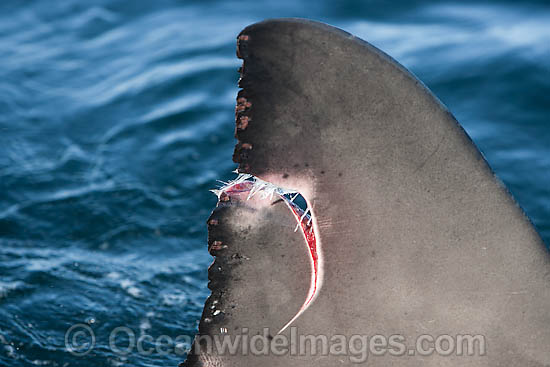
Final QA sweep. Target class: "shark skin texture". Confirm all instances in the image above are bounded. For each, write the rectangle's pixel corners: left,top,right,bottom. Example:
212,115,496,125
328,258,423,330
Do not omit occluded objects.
183,19,550,367
183,184,313,367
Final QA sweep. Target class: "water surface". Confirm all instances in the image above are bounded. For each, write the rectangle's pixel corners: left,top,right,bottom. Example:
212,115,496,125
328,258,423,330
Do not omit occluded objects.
0,1,549,366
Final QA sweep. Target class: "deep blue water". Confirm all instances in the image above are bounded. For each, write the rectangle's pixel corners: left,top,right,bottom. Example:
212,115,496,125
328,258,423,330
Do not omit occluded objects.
0,1,549,366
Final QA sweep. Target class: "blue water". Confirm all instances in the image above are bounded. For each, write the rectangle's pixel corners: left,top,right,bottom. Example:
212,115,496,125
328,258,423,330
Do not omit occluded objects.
0,1,549,366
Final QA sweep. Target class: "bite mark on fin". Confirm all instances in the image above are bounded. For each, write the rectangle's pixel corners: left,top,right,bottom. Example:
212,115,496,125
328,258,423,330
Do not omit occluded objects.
213,174,321,334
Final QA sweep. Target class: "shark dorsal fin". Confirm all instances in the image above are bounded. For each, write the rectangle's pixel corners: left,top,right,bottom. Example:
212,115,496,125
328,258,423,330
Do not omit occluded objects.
185,19,550,367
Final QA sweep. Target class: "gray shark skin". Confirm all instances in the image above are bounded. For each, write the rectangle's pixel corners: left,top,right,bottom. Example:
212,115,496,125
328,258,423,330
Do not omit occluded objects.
184,19,550,367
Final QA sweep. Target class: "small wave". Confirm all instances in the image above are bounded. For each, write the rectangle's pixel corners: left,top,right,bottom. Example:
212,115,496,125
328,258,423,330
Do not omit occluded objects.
0,281,24,299
119,279,142,298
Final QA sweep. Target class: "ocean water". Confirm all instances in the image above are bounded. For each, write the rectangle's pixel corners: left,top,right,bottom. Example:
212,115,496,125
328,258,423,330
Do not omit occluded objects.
0,0,549,366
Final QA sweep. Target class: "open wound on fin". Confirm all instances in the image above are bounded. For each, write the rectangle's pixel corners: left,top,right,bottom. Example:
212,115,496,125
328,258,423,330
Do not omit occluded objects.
212,174,320,334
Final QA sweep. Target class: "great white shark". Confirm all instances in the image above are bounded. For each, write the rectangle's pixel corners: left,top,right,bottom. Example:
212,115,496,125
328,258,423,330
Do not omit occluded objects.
183,19,550,367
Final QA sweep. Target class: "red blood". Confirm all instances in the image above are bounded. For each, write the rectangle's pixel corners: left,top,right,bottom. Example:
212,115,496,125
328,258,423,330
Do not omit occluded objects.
220,181,319,309
287,201,318,307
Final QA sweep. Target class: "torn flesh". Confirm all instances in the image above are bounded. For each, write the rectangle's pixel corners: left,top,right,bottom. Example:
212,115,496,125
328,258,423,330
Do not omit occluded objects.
212,174,319,334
